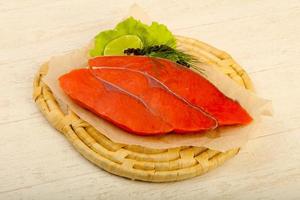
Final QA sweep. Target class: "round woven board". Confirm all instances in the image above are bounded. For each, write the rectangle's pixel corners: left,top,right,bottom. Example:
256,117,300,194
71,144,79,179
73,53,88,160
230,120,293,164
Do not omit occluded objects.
33,36,253,182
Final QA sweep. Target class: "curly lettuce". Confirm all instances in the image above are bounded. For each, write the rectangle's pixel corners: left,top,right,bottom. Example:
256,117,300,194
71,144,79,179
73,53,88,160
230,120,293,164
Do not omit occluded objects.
89,17,176,57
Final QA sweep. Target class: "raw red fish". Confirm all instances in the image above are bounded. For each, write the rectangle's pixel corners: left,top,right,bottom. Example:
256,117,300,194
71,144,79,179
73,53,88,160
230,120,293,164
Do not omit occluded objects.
91,67,217,133
59,69,173,135
89,56,253,125
59,69,216,135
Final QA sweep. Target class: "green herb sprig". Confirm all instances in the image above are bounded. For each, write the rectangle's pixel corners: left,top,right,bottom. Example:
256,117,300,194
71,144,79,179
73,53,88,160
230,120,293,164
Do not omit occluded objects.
124,45,198,68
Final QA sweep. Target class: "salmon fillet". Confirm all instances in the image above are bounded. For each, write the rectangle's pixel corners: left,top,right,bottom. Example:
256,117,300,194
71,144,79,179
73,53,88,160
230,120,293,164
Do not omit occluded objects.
59,69,172,135
90,67,217,133
89,56,252,126
59,68,216,135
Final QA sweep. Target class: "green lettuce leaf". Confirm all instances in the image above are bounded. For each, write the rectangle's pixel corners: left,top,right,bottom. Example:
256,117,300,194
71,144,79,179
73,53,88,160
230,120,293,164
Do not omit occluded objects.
89,17,176,57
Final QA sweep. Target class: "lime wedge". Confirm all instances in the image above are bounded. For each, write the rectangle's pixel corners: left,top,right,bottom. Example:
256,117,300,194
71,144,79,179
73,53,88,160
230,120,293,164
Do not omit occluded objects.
103,35,143,55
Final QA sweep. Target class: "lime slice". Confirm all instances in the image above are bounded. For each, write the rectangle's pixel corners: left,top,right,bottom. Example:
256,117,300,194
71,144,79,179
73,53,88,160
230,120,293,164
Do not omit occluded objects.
103,35,143,55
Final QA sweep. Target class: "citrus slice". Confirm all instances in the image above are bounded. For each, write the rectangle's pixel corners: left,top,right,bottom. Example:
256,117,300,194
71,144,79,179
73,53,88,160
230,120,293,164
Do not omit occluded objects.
103,35,143,56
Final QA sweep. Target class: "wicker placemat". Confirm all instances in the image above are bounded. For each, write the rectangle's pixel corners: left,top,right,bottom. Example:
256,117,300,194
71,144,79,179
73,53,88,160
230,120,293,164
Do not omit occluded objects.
33,36,253,182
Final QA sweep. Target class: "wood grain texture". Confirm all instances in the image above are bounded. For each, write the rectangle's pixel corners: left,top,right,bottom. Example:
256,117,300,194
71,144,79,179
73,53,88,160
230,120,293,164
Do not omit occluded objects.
0,0,299,199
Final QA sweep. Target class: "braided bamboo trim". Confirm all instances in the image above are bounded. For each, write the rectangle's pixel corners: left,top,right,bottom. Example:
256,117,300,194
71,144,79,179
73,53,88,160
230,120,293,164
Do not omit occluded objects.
33,36,253,182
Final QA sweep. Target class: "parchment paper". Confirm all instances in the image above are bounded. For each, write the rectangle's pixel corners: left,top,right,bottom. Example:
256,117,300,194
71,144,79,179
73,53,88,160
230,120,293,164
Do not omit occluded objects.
42,5,272,151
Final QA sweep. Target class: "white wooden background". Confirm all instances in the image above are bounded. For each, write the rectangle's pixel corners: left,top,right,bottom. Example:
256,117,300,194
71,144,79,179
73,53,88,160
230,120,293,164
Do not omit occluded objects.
1,0,300,199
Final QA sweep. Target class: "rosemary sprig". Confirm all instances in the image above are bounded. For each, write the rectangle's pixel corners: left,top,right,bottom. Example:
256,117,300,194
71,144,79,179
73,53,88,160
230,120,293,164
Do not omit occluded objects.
124,45,198,68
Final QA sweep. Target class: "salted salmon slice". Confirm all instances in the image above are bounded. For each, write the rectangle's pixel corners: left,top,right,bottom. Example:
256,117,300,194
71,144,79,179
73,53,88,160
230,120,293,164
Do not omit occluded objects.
59,69,173,135
89,56,253,125
91,67,217,133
